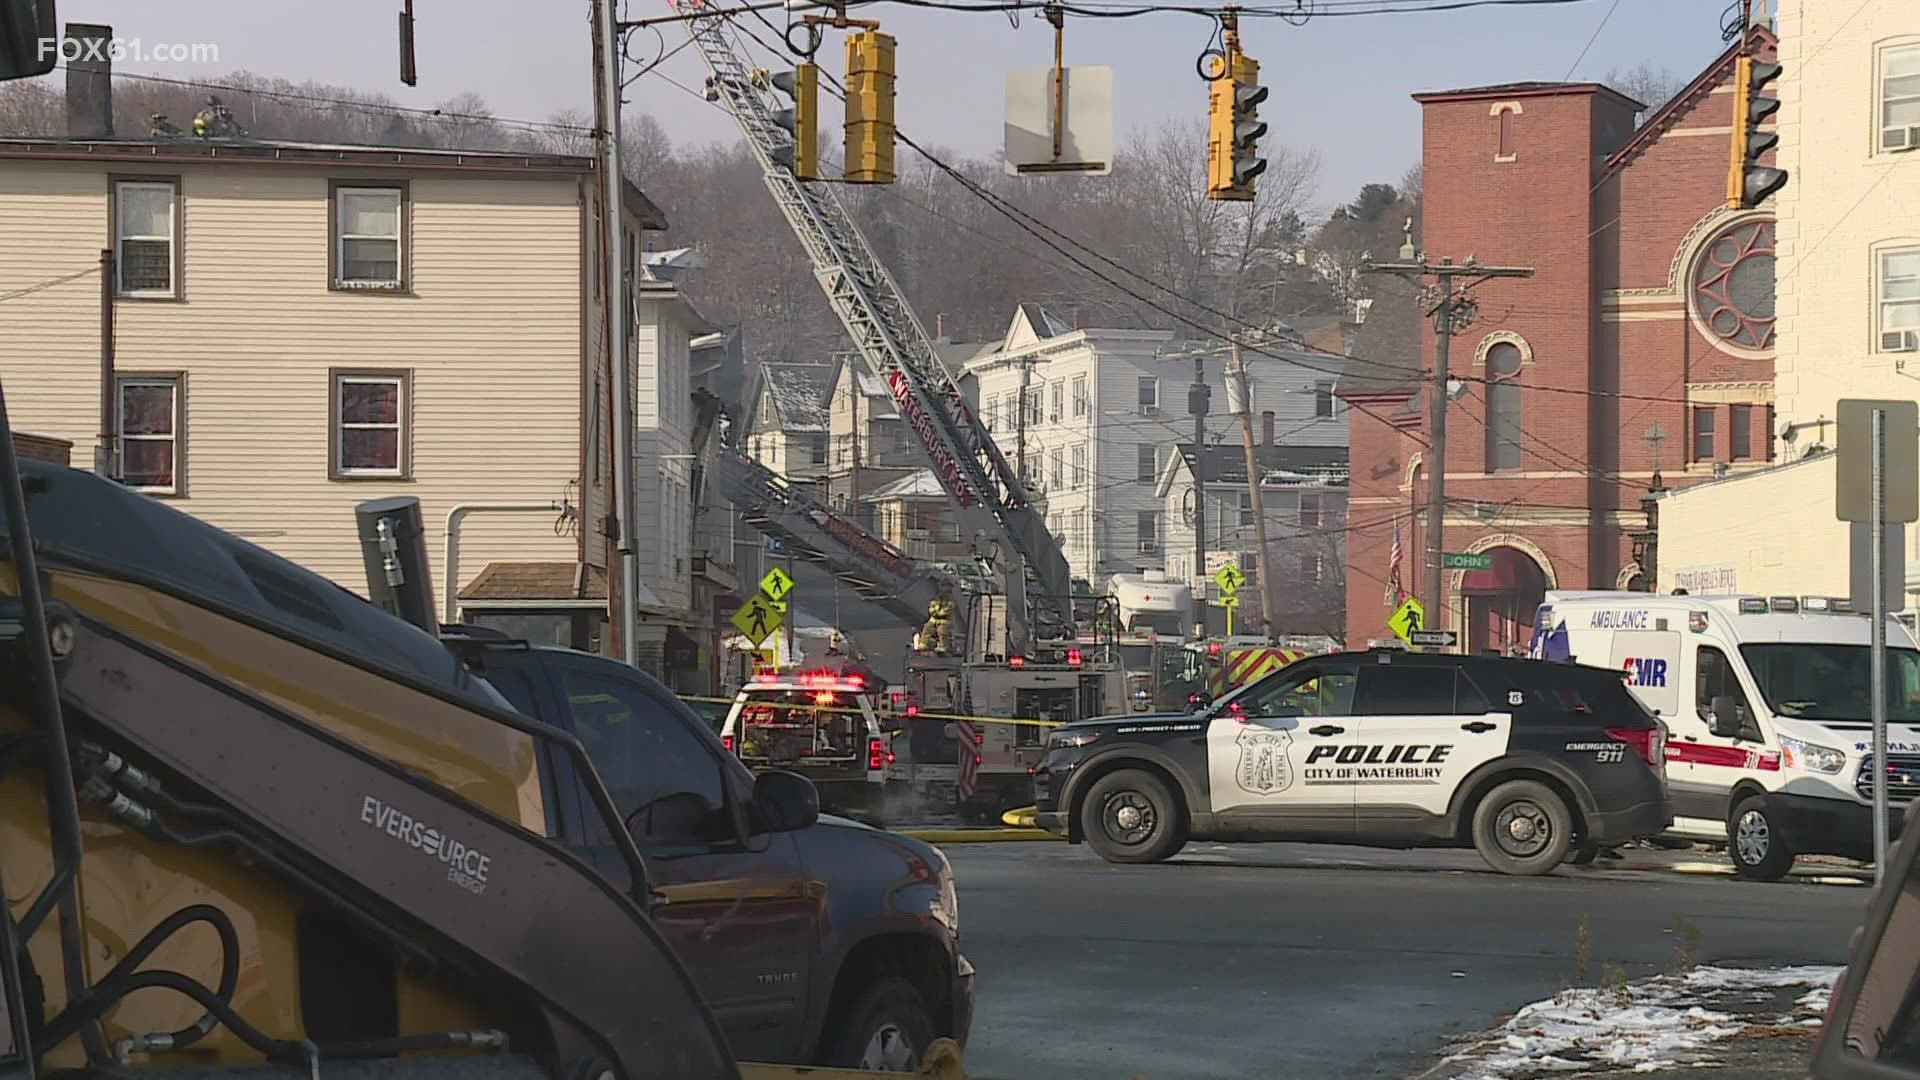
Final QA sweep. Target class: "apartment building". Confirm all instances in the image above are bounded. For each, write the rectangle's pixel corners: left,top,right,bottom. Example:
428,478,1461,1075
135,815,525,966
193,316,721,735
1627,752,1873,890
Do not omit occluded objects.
743,361,832,492
1657,1,1920,603
0,68,719,683
966,303,1348,586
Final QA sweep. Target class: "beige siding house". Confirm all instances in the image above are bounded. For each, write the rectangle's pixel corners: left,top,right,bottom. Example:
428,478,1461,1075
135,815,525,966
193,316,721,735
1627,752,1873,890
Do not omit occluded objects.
0,133,723,680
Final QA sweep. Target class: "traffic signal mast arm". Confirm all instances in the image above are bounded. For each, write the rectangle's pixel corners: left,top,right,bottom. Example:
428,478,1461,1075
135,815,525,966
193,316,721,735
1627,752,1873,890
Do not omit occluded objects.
670,3,1077,649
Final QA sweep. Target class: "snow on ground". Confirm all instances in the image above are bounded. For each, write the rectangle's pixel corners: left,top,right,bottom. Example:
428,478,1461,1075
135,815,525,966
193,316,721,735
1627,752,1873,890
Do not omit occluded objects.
1437,965,1844,1080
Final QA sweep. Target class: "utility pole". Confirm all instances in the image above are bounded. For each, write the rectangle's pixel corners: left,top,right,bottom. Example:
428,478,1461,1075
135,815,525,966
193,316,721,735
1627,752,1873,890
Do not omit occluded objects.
593,0,639,667
1225,336,1276,640
1190,353,1209,636
96,248,117,481
1365,236,1532,632
849,358,862,523
1014,358,1033,485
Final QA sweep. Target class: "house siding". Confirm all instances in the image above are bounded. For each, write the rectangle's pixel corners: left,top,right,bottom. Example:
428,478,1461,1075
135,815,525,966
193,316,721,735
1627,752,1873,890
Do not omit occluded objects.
0,159,588,604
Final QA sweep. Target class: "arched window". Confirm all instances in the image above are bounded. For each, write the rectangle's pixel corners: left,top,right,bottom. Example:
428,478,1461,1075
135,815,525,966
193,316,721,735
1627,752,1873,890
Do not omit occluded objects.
1485,342,1523,471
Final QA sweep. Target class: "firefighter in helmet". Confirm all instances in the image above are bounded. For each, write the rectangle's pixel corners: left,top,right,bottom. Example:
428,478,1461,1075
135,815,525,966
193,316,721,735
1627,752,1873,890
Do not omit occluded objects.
920,584,956,656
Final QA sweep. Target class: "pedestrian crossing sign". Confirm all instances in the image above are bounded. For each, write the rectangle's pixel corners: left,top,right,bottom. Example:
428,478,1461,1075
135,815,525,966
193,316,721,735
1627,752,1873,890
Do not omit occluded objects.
759,566,795,603
1387,597,1426,644
1214,564,1246,595
732,593,784,647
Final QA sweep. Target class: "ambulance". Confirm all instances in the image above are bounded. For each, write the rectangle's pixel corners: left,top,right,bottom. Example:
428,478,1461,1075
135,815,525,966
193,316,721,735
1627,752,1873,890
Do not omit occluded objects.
1530,590,1920,879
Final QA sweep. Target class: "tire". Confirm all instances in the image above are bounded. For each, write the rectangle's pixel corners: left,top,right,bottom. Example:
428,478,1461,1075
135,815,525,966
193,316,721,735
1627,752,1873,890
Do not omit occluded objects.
1728,793,1795,881
1471,779,1574,876
1079,768,1187,864
820,976,936,1071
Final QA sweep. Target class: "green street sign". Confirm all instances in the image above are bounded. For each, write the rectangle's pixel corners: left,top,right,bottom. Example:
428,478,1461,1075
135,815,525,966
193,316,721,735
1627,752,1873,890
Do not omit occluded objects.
1441,552,1493,571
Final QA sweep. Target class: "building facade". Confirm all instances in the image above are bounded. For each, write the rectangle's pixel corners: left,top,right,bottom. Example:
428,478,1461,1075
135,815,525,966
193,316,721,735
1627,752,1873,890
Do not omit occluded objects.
743,361,831,490
1158,432,1349,637
1656,1,1920,606
1341,29,1783,652
967,304,1348,587
0,122,721,683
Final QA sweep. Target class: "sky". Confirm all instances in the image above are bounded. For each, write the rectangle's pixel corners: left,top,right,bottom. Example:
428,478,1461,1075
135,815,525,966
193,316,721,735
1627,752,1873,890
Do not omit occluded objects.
69,0,1753,209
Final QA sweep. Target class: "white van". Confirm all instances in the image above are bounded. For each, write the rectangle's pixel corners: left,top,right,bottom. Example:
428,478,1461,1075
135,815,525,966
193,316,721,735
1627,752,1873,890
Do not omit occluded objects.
1530,591,1920,879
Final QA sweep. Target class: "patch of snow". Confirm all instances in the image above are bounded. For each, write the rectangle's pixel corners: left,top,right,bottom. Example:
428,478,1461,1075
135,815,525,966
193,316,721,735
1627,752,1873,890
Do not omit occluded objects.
1682,965,1844,992
1439,965,1843,1080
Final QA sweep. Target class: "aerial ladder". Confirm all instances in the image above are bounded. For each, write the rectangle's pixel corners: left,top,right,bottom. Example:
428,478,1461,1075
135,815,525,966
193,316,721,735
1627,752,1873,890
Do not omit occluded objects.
671,2,1076,654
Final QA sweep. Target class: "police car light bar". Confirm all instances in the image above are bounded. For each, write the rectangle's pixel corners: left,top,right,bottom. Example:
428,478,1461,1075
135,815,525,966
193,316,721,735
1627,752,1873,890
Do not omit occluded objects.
1738,597,1769,613
1802,596,1830,611
1769,596,1799,613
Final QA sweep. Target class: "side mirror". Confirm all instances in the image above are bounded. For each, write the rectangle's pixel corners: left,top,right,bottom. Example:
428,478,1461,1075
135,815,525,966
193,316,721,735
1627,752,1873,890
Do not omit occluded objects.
1710,694,1744,739
0,0,57,83
748,769,819,835
1811,799,1920,1074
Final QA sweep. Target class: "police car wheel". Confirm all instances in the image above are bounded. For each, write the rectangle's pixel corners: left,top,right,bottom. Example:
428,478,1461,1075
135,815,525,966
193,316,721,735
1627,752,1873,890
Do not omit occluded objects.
1471,779,1573,876
1728,794,1794,881
1081,769,1186,864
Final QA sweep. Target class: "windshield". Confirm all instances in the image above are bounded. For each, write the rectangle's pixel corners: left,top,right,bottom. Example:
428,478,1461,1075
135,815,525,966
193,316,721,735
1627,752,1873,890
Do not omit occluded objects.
1739,644,1920,724
734,690,865,762
1126,611,1186,636
1116,645,1154,672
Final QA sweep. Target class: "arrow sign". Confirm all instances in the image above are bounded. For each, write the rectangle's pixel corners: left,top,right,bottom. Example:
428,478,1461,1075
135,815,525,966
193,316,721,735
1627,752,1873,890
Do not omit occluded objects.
1408,629,1458,648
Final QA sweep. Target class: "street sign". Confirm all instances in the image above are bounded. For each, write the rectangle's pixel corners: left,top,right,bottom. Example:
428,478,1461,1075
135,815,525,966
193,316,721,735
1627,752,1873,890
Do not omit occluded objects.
759,566,796,603
1851,520,1907,612
731,594,784,647
1214,564,1246,595
1441,552,1493,572
1838,399,1919,523
1004,66,1114,176
1220,594,1241,608
1408,629,1458,649
1386,597,1426,643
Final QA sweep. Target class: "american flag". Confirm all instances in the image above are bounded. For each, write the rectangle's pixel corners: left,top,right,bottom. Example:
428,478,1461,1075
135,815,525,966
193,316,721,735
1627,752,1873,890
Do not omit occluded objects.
1388,516,1407,605
956,719,981,800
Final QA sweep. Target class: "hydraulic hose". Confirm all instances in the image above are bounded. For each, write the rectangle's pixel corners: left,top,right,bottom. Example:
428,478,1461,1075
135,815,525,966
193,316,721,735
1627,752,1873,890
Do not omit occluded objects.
43,969,304,1064
95,905,240,1051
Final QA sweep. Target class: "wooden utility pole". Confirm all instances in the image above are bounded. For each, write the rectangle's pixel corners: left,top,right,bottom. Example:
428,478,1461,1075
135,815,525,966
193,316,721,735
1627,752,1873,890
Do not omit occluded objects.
1190,353,1208,636
849,359,862,521
1364,240,1533,630
1225,336,1277,640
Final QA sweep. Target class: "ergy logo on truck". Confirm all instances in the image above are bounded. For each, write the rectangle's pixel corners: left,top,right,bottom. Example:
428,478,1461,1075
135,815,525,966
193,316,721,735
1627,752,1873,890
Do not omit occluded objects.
361,795,492,895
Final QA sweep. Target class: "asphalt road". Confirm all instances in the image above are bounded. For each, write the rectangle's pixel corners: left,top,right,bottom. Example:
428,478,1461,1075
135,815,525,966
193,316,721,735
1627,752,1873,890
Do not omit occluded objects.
945,842,1869,1080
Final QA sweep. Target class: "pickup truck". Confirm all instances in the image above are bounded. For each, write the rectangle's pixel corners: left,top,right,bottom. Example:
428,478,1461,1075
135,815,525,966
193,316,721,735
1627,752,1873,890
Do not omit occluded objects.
437,625,972,1072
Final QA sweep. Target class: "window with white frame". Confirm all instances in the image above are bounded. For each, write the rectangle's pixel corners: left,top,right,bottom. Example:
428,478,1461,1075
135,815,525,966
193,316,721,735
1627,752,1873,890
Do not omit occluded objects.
1136,511,1158,552
1050,381,1063,422
1314,380,1336,418
1050,445,1064,489
985,396,998,431
117,375,182,493
1025,386,1043,426
113,180,176,297
1238,492,1253,527
1071,443,1087,487
1300,492,1324,529
332,372,407,477
1882,44,1920,152
1882,246,1920,352
1137,376,1159,413
1137,444,1156,483
334,185,404,288
1072,375,1089,417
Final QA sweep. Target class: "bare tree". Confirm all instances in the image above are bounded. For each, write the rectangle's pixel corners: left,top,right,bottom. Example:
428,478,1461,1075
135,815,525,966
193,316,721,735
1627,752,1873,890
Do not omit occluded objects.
621,112,674,184
539,107,595,157
1605,62,1686,123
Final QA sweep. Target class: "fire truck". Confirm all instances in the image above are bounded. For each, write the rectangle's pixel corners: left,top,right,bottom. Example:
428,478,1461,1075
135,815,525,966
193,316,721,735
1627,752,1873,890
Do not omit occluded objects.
1185,634,1343,703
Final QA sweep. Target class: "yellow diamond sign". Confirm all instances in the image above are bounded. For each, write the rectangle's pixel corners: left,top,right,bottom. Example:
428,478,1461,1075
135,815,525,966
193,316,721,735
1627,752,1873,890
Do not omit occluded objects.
759,566,795,603
732,593,784,647
1386,597,1426,644
1214,564,1246,595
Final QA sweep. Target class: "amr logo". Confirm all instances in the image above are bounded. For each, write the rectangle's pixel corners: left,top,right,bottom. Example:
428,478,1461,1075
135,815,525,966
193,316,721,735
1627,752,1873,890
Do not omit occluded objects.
1234,727,1294,796
1622,656,1669,687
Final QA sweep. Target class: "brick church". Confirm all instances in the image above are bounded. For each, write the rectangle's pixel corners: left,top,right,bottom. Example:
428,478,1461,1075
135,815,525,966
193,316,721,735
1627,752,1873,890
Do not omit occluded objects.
1340,27,1780,652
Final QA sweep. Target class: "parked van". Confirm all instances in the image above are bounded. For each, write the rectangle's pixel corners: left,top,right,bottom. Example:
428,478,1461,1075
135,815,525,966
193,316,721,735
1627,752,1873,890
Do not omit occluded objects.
1530,590,1920,879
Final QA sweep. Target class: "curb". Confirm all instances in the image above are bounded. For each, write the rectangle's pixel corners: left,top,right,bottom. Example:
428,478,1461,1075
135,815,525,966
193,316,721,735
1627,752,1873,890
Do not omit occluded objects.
1602,858,1870,884
897,828,1064,843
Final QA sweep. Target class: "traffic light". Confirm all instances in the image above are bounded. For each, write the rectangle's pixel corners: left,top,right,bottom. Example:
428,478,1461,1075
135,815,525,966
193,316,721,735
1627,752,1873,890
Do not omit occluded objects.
1728,54,1787,209
1207,48,1268,202
843,29,896,183
770,63,818,180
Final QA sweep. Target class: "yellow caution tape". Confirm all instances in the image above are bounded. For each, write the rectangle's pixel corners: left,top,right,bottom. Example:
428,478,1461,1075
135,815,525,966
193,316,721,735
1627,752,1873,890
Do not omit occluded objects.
682,694,1065,729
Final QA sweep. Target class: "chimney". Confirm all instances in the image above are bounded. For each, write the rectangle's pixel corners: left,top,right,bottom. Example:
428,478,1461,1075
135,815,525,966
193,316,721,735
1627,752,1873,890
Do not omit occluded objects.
64,24,113,138
1261,410,1275,446
935,312,945,339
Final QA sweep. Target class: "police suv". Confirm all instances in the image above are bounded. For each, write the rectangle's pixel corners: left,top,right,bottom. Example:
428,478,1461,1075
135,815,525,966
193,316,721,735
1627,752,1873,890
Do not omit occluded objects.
1031,649,1674,875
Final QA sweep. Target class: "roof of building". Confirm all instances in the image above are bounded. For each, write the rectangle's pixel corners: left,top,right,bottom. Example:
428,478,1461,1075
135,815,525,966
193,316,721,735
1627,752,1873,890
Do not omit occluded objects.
1163,443,1349,496
1334,286,1425,398
934,339,1000,373
459,561,608,601
1603,25,1776,177
1412,80,1644,110
863,468,949,502
757,363,834,432
0,136,670,228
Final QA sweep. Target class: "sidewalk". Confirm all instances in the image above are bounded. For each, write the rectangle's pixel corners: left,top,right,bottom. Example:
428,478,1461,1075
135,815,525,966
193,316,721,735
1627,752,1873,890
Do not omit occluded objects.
1420,964,1841,1080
